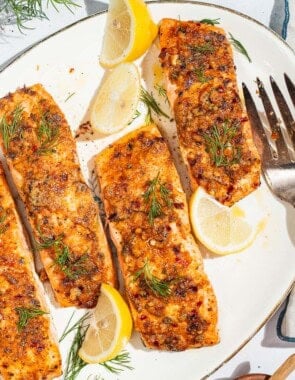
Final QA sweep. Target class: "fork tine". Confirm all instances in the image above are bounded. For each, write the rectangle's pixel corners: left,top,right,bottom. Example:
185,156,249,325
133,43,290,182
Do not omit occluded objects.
242,82,274,165
270,76,295,148
256,78,290,162
284,73,295,107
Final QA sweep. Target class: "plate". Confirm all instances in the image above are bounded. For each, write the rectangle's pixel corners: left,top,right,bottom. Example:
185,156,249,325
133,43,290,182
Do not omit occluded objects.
0,2,295,379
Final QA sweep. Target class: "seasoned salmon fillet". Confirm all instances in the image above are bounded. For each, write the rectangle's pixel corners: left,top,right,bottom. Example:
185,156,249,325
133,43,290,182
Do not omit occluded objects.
159,19,261,205
0,84,115,308
95,124,219,351
0,164,61,379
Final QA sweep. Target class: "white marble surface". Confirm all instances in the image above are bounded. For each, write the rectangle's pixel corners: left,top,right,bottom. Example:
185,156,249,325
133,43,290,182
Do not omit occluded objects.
0,1,294,379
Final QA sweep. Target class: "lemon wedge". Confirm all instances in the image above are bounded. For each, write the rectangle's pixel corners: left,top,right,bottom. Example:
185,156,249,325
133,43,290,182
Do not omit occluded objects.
190,187,263,255
90,62,140,134
100,0,158,68
78,283,133,364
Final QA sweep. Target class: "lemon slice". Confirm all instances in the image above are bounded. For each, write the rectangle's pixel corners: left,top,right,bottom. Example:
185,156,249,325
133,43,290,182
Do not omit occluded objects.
78,283,133,364
90,62,140,134
190,187,263,255
100,0,158,68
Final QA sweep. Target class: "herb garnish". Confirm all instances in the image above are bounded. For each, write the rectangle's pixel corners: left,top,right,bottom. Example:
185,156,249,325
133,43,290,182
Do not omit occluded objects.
199,18,220,25
0,104,23,149
65,92,76,102
128,109,141,125
140,87,169,124
229,33,251,62
132,259,171,297
35,230,87,279
154,84,168,103
202,122,241,167
143,172,172,225
190,42,215,54
0,207,7,234
15,307,48,331
63,312,133,380
37,112,59,155
194,67,210,83
0,0,79,32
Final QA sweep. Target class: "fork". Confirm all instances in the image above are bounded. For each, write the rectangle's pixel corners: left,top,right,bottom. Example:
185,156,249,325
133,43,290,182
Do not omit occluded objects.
242,74,295,207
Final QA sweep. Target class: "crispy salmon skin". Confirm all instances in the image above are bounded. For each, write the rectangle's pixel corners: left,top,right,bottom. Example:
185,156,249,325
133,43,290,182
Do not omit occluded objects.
0,84,115,308
0,164,61,379
158,19,261,205
95,124,219,351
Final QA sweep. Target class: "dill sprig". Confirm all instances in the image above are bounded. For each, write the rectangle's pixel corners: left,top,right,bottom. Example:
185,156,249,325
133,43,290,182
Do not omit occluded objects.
63,313,132,379
65,92,76,102
132,259,171,297
190,42,215,54
15,307,48,331
143,172,173,225
0,0,79,32
37,112,60,155
0,207,8,234
35,230,87,279
202,122,242,167
0,104,23,150
140,87,169,124
154,84,168,103
199,18,220,25
229,33,251,63
128,109,141,125
100,351,133,374
194,67,210,83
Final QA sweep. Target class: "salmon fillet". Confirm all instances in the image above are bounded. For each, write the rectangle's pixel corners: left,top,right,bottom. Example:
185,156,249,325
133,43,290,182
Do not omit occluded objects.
0,84,115,308
158,19,261,205
95,124,219,351
0,164,61,379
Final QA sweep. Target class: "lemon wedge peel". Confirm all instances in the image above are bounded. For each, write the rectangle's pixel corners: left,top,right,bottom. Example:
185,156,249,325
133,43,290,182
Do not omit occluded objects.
90,62,140,135
100,0,158,68
190,187,262,255
78,283,133,364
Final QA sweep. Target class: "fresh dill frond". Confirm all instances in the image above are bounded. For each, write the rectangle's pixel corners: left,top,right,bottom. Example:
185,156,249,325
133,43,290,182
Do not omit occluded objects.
229,33,251,62
143,172,173,225
15,307,48,331
190,42,215,54
100,351,133,374
59,312,91,342
37,112,60,155
63,313,132,379
140,87,169,124
194,67,210,83
202,122,242,167
0,104,23,150
128,109,141,125
35,228,64,250
154,84,168,103
132,259,171,297
0,0,79,32
0,207,8,234
199,18,220,25
64,314,89,380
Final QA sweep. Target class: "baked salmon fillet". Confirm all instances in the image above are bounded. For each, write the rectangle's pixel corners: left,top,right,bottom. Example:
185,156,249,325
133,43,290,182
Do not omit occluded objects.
158,19,261,205
0,164,61,379
0,84,115,308
95,124,219,351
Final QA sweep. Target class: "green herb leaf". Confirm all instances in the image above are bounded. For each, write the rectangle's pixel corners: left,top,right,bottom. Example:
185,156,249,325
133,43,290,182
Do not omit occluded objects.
65,92,76,102
15,307,48,331
143,172,173,225
140,87,169,124
0,104,23,149
100,351,133,374
229,33,251,62
190,42,215,54
194,67,210,83
0,0,80,32
132,259,171,297
154,84,168,103
37,112,60,155
202,122,242,167
128,109,141,125
199,18,220,25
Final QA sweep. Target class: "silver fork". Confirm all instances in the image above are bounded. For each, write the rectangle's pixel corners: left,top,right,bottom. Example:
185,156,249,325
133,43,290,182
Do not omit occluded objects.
242,74,295,207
